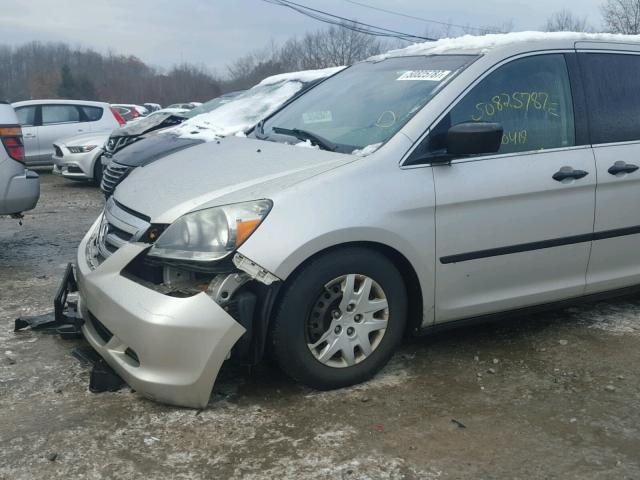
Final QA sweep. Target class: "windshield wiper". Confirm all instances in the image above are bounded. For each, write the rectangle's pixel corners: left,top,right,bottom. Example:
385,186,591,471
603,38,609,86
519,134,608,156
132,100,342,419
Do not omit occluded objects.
272,126,337,152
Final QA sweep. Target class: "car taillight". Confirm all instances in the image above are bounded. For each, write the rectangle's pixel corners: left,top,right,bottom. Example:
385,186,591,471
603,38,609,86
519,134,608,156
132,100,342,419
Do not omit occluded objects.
0,126,24,162
110,107,126,125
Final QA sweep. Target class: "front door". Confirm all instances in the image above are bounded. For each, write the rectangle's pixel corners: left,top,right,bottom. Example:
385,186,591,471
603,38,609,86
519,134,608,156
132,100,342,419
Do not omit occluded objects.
421,53,597,322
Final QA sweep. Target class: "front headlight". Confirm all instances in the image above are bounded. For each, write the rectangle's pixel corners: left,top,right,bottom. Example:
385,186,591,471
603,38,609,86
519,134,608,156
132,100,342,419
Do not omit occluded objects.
147,200,272,262
68,145,98,153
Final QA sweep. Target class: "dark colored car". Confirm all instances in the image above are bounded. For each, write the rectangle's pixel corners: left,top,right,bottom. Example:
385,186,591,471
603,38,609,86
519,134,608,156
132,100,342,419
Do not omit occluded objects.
101,134,200,195
100,68,342,196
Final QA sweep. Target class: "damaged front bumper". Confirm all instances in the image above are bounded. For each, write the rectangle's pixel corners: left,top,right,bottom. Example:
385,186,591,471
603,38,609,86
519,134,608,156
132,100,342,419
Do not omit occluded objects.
74,221,247,408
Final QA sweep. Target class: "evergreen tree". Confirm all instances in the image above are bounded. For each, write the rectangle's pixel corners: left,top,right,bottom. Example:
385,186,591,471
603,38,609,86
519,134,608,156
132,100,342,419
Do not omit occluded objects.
76,75,97,100
57,64,76,98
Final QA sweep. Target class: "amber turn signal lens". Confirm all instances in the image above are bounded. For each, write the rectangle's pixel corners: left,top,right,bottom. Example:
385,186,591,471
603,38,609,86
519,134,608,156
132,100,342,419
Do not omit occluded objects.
235,219,260,246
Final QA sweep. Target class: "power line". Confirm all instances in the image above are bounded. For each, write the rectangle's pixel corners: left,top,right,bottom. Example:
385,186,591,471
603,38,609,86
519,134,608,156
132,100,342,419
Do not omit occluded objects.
263,0,432,41
261,0,436,42
339,0,504,34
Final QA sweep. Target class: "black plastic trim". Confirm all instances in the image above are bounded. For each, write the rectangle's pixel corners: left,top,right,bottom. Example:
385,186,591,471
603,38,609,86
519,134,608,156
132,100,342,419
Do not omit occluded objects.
417,283,640,336
563,52,591,146
441,225,640,264
113,199,151,222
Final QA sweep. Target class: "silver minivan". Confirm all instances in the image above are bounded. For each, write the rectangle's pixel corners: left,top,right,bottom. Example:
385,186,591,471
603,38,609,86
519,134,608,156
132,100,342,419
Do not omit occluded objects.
0,102,39,215
70,33,640,407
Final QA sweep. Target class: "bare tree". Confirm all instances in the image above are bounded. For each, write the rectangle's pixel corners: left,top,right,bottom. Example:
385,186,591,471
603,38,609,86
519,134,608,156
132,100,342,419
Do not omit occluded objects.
601,0,640,33
223,22,385,91
544,9,591,32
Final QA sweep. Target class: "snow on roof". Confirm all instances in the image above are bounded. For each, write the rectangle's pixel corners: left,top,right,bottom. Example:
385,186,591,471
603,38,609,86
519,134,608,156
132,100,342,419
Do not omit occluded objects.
368,31,640,60
258,66,345,86
166,67,344,142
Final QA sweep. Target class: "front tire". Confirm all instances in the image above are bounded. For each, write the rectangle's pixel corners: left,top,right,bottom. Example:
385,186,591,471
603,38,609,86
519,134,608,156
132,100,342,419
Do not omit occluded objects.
270,247,407,390
92,156,104,186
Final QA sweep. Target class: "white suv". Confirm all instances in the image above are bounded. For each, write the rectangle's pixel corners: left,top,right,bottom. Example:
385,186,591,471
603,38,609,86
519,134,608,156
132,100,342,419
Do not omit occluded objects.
11,100,124,166
0,102,39,216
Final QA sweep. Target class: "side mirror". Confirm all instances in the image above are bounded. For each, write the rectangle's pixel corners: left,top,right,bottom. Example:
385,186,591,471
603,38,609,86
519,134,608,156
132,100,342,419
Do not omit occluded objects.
446,122,503,156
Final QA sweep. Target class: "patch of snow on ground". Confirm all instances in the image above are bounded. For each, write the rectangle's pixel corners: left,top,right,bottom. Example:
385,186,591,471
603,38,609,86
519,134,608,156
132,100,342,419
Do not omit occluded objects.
576,302,640,335
369,31,640,60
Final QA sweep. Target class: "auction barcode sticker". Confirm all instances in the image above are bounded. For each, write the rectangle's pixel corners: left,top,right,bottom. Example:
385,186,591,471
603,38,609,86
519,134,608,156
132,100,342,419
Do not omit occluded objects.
303,111,333,124
396,70,451,81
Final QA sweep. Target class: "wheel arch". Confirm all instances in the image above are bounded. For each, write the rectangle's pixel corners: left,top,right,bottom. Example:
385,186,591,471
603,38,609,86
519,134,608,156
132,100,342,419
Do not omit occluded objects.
267,241,425,339
90,149,104,177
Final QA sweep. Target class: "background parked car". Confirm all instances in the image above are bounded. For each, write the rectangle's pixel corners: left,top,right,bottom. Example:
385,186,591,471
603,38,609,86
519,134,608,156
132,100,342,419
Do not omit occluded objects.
11,99,124,166
111,104,148,122
143,103,162,113
103,109,189,160
100,67,342,196
52,131,109,184
103,91,243,161
0,102,39,216
166,102,197,110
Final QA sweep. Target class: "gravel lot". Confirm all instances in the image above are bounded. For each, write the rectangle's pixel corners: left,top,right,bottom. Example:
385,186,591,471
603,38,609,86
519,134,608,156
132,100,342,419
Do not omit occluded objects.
1,172,640,479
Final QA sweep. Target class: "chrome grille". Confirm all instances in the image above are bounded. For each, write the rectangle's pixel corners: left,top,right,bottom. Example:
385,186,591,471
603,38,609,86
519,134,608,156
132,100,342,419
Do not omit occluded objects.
101,162,133,196
91,197,150,266
105,136,136,155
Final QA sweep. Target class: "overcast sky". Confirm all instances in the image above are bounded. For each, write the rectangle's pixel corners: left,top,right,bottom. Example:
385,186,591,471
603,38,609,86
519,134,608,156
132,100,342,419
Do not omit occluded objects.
1,0,603,75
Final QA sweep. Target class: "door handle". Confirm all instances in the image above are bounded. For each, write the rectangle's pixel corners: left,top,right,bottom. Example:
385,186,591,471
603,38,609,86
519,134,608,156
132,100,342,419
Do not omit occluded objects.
608,161,639,175
23,133,35,138
553,167,589,182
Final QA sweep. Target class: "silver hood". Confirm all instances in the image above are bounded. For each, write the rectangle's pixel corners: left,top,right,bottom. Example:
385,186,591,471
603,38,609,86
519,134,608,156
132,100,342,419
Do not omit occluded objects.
114,136,354,224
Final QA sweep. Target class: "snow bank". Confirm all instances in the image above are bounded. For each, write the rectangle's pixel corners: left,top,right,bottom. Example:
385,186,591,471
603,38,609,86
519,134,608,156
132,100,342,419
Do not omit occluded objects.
369,31,640,60
166,67,344,142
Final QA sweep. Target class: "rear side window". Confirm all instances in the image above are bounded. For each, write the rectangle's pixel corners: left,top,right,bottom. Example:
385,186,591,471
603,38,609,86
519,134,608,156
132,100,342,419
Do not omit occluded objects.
580,53,640,144
42,105,80,125
424,54,576,157
15,106,37,126
81,106,103,122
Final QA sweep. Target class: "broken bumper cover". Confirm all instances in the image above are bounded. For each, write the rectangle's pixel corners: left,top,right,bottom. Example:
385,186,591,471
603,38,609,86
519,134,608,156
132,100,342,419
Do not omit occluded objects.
75,226,246,408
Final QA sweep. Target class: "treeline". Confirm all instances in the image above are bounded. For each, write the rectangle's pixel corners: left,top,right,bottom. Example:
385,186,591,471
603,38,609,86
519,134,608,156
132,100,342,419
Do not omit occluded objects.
0,22,387,105
0,42,221,105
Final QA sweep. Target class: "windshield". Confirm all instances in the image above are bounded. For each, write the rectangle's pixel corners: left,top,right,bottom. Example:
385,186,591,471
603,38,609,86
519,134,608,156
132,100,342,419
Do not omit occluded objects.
166,79,314,141
183,92,245,119
260,55,477,154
